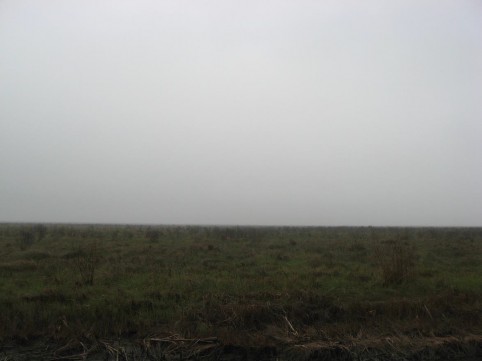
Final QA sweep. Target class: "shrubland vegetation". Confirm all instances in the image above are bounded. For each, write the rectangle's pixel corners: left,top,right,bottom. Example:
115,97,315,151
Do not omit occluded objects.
0,224,480,358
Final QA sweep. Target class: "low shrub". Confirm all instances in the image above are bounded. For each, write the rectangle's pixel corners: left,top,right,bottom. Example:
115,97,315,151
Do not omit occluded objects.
73,241,99,286
374,240,416,285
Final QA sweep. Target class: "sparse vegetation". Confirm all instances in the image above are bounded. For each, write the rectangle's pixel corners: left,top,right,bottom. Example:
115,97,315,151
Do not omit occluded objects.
0,224,481,359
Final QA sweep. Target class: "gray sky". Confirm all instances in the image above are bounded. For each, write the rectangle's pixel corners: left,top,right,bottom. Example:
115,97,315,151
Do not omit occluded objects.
1,0,481,226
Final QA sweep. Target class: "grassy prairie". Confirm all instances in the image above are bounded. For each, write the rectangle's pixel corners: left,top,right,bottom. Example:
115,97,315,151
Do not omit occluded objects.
0,224,481,358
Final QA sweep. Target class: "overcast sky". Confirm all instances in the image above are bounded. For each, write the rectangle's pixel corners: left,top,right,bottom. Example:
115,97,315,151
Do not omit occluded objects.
1,0,481,226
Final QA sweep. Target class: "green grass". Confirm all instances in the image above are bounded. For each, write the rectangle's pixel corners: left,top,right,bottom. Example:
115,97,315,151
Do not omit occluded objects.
0,224,481,344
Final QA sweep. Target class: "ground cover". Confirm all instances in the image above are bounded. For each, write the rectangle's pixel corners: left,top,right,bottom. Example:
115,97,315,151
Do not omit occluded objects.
0,224,480,359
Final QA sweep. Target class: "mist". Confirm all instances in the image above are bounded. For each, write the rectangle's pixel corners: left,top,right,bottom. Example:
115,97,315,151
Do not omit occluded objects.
1,0,481,226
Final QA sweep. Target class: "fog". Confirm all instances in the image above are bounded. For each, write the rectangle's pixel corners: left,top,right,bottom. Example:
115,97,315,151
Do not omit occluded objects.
1,0,481,226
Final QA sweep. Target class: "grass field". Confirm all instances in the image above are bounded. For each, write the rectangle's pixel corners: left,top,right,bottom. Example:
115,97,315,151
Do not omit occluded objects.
0,224,481,359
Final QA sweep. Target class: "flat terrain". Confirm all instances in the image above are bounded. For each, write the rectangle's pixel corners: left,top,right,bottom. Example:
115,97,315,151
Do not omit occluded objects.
0,224,481,360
